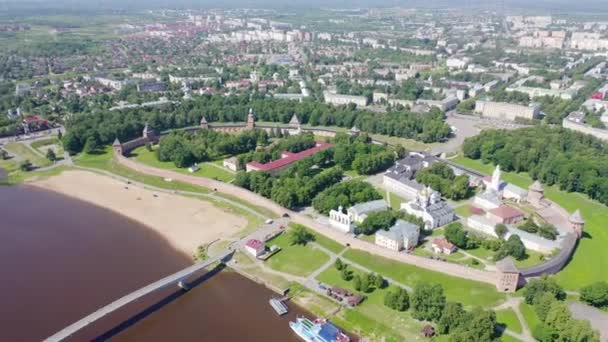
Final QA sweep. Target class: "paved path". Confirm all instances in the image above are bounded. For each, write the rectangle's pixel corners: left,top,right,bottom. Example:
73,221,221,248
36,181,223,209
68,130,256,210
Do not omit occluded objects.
570,302,608,342
493,297,534,342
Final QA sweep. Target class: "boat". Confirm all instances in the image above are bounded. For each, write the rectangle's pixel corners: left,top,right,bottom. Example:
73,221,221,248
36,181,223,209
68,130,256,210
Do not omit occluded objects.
289,316,350,342
269,297,288,315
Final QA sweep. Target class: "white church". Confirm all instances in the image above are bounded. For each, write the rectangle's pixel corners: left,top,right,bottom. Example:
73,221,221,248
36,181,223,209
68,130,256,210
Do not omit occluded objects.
401,186,455,230
474,165,528,211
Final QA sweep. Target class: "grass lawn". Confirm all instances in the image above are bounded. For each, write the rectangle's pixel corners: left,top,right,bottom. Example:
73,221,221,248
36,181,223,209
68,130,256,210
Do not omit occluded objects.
74,148,212,194
519,302,541,331
465,247,496,262
514,250,547,269
265,233,330,277
307,229,347,254
130,146,235,183
316,266,427,341
4,142,52,167
451,156,608,290
381,191,406,211
496,308,523,334
343,249,506,308
454,203,473,218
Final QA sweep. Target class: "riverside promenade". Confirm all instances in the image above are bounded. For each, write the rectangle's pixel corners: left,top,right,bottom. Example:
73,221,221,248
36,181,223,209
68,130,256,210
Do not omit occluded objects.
115,152,498,286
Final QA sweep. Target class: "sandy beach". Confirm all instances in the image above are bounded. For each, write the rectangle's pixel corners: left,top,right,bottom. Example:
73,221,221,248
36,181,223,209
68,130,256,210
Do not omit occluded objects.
32,170,248,256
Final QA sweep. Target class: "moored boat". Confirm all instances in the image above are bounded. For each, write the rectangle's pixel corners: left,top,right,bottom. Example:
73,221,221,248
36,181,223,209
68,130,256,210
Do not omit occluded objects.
289,316,350,342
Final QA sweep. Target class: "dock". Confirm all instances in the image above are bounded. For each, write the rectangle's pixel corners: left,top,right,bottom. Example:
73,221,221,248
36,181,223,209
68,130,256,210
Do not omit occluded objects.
269,298,288,315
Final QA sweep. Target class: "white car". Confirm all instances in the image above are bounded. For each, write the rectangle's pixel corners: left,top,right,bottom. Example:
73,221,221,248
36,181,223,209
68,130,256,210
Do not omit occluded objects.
265,219,274,224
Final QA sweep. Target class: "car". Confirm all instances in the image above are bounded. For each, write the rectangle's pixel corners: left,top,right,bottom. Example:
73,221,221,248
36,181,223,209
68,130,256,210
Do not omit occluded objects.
265,219,274,224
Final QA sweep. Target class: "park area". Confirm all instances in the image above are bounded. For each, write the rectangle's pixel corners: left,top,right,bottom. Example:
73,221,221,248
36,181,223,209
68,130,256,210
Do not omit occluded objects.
129,145,236,183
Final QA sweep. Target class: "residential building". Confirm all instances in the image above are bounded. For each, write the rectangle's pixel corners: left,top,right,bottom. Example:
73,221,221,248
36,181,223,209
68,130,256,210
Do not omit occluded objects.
431,238,457,255
487,205,525,225
475,101,540,121
375,220,420,251
245,239,265,257
323,91,368,107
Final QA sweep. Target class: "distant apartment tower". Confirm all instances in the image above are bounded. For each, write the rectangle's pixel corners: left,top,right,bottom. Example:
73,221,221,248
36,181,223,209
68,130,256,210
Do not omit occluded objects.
475,101,540,121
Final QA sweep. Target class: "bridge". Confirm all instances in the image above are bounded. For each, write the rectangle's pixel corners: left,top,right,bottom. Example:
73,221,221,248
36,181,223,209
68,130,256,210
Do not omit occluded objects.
44,249,233,342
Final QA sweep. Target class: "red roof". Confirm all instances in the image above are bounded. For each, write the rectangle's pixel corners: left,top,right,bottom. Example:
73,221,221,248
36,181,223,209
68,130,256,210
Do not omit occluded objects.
591,92,605,100
247,142,333,172
489,205,524,219
245,239,264,249
432,238,456,251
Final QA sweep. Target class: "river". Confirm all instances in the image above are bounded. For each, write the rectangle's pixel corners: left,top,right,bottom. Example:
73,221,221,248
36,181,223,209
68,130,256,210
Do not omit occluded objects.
0,185,309,341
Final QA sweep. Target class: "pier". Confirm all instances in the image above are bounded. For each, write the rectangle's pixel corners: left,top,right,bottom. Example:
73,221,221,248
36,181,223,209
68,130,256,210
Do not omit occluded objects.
45,250,233,342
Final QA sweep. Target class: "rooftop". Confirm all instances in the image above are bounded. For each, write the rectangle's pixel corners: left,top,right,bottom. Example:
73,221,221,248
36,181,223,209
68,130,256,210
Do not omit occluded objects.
245,239,264,249
246,142,333,172
489,205,524,219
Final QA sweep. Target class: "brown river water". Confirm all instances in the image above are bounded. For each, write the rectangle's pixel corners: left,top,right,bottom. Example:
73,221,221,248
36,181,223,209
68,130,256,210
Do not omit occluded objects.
0,185,310,342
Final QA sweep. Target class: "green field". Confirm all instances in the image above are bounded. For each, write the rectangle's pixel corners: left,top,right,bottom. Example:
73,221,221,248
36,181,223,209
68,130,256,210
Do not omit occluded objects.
4,142,52,168
316,266,425,341
380,191,406,211
451,156,608,290
342,249,505,308
519,302,541,332
265,233,330,277
496,308,523,334
130,146,235,183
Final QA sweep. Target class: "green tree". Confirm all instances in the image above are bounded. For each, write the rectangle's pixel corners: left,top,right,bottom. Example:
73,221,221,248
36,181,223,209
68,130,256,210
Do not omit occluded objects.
523,275,565,305
19,160,32,172
384,286,410,311
437,302,467,334
83,135,100,154
340,267,352,281
580,281,608,308
411,282,446,322
46,148,57,162
445,222,468,248
357,210,396,235
534,292,557,322
494,224,508,240
495,234,526,261
288,224,315,246
0,149,8,160
374,274,387,289
334,258,345,271
532,324,557,342
449,308,497,342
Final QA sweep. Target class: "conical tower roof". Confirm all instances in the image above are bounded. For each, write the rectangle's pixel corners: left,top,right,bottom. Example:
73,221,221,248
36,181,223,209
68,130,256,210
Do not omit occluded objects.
529,180,543,192
200,116,208,124
569,209,585,224
112,138,121,146
289,113,300,125
496,257,519,273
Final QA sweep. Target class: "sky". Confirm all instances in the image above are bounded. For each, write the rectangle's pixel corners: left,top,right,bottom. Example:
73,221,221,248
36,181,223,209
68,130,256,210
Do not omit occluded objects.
1,0,608,15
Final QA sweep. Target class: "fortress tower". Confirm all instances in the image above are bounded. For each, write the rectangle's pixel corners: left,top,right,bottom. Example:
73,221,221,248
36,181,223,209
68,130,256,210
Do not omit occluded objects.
569,209,585,238
200,116,209,129
246,108,256,129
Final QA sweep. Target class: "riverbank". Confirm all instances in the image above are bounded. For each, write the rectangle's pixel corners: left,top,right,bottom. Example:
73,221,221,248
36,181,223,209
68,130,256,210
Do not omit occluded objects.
32,170,248,256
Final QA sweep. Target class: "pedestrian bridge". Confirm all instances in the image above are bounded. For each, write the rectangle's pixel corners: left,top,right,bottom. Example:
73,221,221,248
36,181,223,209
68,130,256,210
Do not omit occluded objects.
44,249,233,342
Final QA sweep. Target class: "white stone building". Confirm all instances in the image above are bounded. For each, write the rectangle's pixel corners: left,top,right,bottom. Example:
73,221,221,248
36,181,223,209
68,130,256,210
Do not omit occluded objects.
375,220,420,251
401,187,455,230
475,101,540,121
